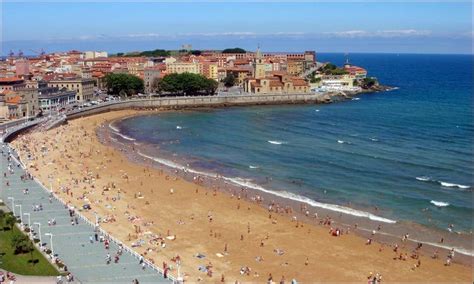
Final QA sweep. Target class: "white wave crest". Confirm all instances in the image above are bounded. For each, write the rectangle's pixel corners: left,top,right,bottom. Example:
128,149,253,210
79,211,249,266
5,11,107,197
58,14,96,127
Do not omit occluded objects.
220,177,396,224
268,140,285,145
315,109,320,112
416,176,431,182
136,151,396,224
430,200,450,207
249,165,259,169
352,97,360,101
176,126,182,130
113,132,136,141
440,181,470,189
137,151,186,171
108,123,119,133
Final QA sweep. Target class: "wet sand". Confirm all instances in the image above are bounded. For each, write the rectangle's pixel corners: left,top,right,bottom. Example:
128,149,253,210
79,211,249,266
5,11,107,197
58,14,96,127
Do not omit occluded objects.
11,110,473,282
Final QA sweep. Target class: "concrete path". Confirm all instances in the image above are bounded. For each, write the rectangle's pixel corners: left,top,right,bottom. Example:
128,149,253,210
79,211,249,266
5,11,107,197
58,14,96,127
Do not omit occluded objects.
0,269,57,284
1,143,171,283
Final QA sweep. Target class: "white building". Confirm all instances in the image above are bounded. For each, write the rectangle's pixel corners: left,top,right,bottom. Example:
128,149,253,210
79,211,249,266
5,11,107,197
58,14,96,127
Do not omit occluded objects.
84,51,108,60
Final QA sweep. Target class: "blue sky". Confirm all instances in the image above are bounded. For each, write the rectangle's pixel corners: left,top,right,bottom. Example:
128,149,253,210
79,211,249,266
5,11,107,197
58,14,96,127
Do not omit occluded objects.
1,2,472,54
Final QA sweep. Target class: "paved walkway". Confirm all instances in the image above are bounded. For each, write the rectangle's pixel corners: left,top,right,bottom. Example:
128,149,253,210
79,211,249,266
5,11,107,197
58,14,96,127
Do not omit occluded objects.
1,143,171,283
0,269,57,284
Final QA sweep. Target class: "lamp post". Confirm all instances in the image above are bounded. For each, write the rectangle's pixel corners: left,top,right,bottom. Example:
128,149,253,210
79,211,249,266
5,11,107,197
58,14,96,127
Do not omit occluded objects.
34,222,42,245
24,212,31,228
94,212,99,227
7,197,15,215
45,233,54,257
15,204,22,224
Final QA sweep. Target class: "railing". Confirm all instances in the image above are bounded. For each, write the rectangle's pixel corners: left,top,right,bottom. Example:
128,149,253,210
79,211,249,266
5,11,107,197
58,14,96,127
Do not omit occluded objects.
7,145,176,283
0,117,48,143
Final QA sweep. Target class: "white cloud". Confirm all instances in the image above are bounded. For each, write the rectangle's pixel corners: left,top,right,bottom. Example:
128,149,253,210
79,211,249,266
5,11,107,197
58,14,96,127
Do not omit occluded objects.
324,29,431,38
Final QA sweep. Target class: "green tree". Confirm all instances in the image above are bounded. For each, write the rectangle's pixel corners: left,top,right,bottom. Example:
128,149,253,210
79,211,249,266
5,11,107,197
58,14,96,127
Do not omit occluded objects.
361,77,378,88
5,214,16,230
223,73,236,87
222,48,246,54
139,49,170,57
104,73,144,97
157,73,218,96
11,233,30,254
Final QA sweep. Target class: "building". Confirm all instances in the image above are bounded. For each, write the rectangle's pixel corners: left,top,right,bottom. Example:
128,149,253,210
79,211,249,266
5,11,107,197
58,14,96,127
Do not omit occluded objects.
144,67,162,93
166,61,200,74
244,48,311,95
0,77,26,92
38,87,77,113
317,74,359,91
343,62,367,79
0,89,38,119
200,63,218,81
15,59,30,76
253,48,266,79
84,51,108,60
223,67,252,86
47,78,95,102
244,74,310,94
287,59,305,76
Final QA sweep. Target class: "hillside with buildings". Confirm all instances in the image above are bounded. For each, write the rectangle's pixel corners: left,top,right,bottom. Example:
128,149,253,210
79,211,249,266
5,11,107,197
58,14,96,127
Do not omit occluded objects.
0,47,378,122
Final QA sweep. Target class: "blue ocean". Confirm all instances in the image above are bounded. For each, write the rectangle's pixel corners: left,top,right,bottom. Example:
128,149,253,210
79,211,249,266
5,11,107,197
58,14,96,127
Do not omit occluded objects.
116,53,473,233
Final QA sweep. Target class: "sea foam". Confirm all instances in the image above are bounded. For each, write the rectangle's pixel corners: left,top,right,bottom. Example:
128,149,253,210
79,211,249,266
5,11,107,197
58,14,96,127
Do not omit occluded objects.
416,176,470,190
439,181,470,189
113,132,136,141
268,140,285,145
416,176,431,182
136,151,396,224
108,123,120,133
430,200,450,207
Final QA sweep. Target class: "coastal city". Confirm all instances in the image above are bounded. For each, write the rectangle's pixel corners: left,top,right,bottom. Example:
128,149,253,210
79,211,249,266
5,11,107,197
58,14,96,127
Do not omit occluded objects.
0,47,372,122
1,1,472,284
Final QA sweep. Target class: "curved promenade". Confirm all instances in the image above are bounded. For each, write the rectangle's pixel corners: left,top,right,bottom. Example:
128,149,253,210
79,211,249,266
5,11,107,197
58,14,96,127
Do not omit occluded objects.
1,126,173,283
0,93,328,283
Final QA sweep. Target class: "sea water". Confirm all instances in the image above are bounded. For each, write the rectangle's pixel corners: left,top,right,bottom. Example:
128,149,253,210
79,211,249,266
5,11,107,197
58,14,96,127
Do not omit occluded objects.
115,53,473,233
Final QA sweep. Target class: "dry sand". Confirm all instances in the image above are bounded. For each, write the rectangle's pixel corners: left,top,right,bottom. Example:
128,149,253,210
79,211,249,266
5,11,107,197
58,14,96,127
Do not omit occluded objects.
11,110,472,283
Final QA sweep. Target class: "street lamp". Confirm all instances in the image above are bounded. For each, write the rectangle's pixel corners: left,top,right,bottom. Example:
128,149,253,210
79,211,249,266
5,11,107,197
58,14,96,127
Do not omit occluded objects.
94,212,99,227
23,213,31,228
7,197,15,215
34,222,42,245
15,204,22,224
45,233,54,257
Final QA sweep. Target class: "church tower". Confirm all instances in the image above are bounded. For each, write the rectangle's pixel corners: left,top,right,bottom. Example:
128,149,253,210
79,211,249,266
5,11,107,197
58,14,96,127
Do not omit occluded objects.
254,46,266,79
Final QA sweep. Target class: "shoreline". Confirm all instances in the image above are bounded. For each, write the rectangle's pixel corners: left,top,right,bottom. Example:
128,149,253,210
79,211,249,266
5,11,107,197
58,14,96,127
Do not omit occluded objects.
105,111,473,262
10,110,472,282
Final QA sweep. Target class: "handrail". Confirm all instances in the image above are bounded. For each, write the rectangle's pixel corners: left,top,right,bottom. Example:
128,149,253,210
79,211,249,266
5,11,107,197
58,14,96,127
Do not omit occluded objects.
7,145,176,282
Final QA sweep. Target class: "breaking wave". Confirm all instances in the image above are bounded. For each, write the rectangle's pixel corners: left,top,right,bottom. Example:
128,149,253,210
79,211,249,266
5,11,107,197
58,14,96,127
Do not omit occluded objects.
268,140,285,145
136,151,396,224
415,176,470,190
430,200,450,207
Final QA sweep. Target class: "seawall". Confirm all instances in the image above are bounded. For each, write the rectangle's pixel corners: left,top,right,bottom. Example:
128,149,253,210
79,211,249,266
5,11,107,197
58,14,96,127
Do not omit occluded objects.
66,93,332,120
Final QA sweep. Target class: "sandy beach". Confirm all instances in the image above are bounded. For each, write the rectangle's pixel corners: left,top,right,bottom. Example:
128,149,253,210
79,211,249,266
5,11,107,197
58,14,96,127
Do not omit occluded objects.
11,109,472,283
